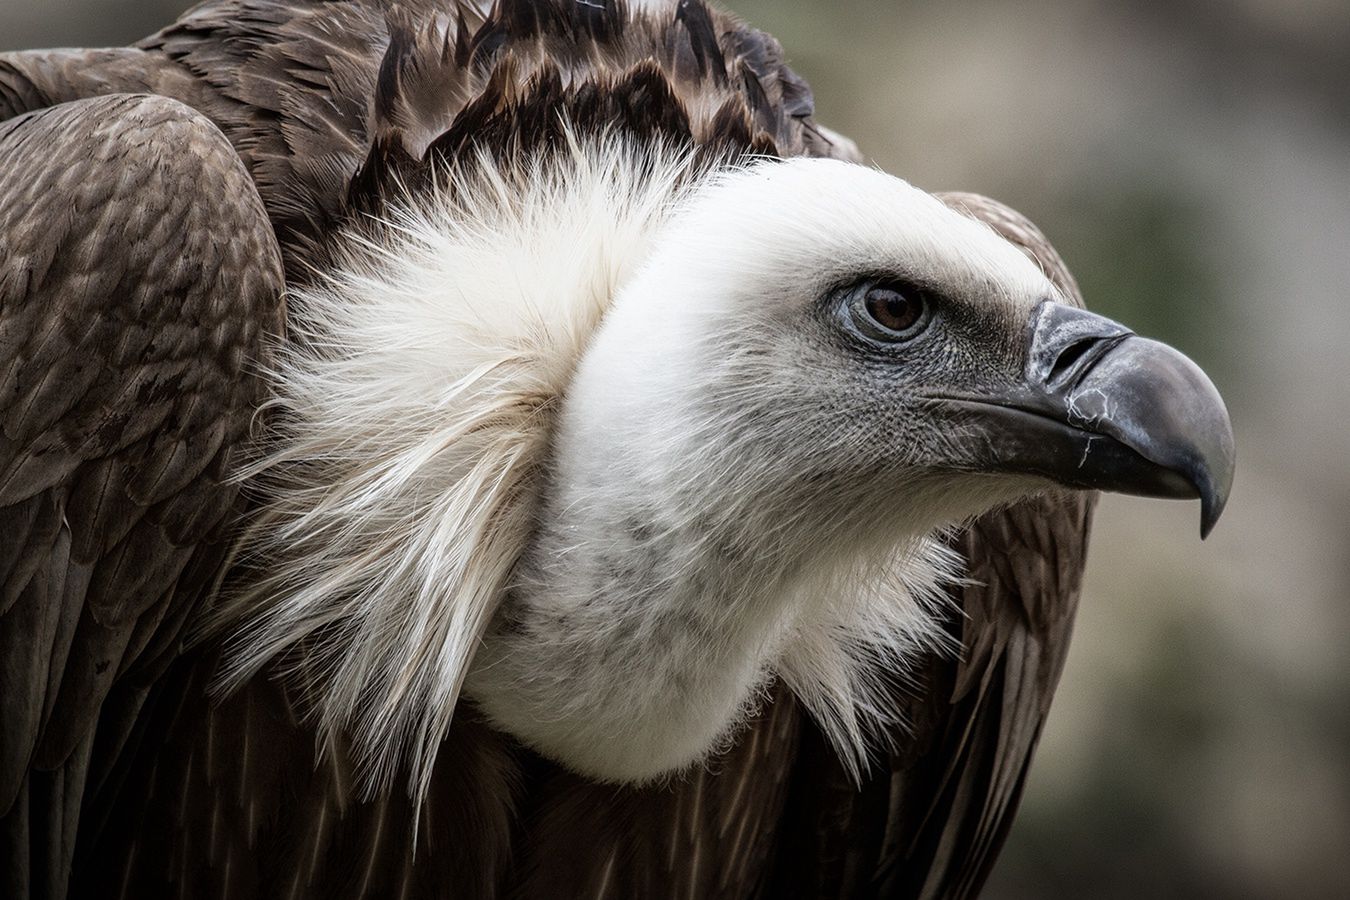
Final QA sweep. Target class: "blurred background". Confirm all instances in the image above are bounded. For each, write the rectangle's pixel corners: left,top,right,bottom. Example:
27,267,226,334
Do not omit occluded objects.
4,1,1347,897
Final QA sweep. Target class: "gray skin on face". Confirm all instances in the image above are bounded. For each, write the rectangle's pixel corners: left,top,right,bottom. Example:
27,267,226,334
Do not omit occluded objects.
755,273,1235,529
649,274,1027,522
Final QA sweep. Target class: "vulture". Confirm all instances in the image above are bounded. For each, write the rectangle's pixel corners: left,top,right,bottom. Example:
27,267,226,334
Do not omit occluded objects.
0,1,1235,898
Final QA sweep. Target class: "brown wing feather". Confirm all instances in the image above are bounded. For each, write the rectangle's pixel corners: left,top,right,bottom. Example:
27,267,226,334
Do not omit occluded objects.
85,663,802,899
5,1,858,276
74,648,523,900
0,93,284,900
876,492,1094,899
508,684,803,900
0,47,203,126
135,0,389,274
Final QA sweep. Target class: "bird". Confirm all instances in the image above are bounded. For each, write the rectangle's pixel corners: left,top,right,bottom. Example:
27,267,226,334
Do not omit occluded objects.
0,1,1236,898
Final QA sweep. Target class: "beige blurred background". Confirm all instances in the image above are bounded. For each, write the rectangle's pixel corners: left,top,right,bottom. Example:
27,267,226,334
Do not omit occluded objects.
4,1,1348,897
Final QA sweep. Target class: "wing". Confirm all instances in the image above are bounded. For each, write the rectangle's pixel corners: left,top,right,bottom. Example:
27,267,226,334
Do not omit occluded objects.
876,493,1094,899
71,648,524,900
507,684,805,900
1,0,387,279
134,0,389,272
0,93,284,900
78,655,799,900
0,47,200,125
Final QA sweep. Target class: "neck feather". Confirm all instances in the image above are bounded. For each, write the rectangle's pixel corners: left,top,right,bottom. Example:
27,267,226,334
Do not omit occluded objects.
466,420,962,783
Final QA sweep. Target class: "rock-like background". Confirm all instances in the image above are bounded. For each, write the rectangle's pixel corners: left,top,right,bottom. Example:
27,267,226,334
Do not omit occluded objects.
5,1,1348,897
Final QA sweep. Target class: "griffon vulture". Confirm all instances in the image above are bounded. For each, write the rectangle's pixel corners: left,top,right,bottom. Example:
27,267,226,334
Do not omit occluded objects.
0,1,1234,897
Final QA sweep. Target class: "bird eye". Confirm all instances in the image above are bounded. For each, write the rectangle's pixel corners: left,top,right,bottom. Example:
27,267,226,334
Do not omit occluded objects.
847,282,931,342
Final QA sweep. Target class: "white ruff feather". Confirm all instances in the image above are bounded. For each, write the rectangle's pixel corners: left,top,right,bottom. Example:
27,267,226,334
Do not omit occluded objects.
217,136,703,796
773,537,962,780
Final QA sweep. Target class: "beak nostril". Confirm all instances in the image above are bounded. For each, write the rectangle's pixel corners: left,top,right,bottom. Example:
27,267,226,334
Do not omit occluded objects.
1026,300,1136,388
1046,336,1100,384
1045,334,1131,388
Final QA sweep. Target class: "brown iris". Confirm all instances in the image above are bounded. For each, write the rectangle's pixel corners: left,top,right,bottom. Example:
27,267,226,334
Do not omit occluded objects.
863,286,924,335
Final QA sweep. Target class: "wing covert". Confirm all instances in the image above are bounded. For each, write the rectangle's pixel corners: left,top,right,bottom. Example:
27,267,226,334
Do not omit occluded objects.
0,93,284,900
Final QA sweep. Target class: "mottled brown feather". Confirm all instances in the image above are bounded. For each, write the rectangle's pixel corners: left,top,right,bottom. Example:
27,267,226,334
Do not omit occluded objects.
0,94,284,899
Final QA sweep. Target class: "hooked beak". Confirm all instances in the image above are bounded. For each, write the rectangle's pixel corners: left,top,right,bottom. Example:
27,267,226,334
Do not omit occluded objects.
935,301,1236,537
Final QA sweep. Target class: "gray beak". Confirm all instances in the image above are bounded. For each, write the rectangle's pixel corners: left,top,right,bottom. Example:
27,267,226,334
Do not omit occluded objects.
935,301,1236,538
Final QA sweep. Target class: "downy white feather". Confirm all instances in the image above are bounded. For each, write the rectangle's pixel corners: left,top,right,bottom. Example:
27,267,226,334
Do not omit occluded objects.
217,135,702,797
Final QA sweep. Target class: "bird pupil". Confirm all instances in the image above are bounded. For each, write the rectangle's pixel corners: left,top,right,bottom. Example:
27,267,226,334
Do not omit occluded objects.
866,287,919,333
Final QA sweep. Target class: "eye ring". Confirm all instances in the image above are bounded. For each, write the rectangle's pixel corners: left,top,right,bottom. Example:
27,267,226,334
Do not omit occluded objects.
847,281,932,342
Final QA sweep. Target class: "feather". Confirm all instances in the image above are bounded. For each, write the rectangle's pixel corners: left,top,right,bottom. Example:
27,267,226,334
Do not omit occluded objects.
0,92,284,894
213,130,709,799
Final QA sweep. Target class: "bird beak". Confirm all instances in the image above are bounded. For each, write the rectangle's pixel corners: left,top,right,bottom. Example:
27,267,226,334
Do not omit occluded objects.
932,301,1236,537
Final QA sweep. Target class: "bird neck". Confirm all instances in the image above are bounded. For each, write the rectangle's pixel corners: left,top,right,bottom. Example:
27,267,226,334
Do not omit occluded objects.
463,391,959,783
466,458,832,783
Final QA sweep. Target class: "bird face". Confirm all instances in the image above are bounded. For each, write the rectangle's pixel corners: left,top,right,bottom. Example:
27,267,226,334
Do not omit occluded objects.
559,158,1233,554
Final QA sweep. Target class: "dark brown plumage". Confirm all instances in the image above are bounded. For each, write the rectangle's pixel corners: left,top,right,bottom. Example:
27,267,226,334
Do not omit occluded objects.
1,3,1097,898
0,92,285,899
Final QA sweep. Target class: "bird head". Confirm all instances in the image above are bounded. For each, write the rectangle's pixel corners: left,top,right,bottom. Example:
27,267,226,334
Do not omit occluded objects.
555,157,1233,556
